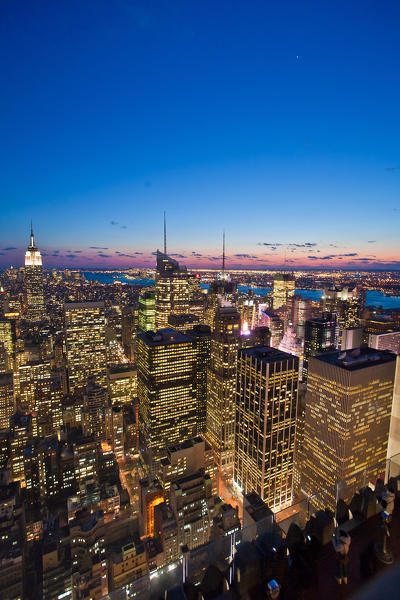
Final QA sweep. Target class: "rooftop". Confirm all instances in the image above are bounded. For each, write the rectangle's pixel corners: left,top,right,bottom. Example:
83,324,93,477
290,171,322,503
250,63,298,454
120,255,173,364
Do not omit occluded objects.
138,328,194,346
240,346,299,364
317,347,397,370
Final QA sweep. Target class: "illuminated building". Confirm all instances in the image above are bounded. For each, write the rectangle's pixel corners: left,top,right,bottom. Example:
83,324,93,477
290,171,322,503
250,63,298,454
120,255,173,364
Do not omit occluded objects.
187,324,211,433
139,477,164,537
259,310,284,349
65,301,107,393
169,470,214,549
279,326,304,378
153,502,180,566
15,360,51,412
121,305,138,360
388,356,400,458
109,541,148,591
10,411,32,485
234,347,298,510
0,374,14,430
24,225,46,322
300,348,396,509
70,509,108,600
155,251,191,328
287,295,312,339
168,313,200,332
82,377,110,441
206,306,240,478
322,285,364,329
341,327,363,350
303,312,337,381
108,363,137,405
188,273,206,321
73,438,99,485
138,290,156,332
211,503,241,540
369,331,400,355
34,376,63,438
158,436,217,498
272,273,295,311
137,329,198,466
111,405,124,461
0,318,15,373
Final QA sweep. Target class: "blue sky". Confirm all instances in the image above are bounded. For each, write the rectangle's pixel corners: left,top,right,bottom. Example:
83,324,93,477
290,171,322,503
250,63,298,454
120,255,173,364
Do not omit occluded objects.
1,0,399,269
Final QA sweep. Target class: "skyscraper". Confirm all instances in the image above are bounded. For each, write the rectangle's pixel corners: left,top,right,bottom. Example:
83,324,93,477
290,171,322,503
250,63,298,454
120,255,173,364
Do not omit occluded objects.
137,329,197,467
303,312,337,381
155,251,191,328
300,348,396,509
24,225,46,322
206,306,240,479
187,324,211,433
0,373,14,430
64,301,107,393
234,347,298,509
138,291,156,332
272,273,295,311
286,295,312,339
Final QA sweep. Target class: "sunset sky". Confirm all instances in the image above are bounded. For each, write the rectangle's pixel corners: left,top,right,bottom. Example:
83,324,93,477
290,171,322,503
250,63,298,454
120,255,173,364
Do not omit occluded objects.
1,1,399,270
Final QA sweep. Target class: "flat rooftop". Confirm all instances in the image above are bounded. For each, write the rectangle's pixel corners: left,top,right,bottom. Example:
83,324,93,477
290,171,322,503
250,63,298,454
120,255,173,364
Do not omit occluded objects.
240,346,298,364
316,347,396,370
138,328,193,346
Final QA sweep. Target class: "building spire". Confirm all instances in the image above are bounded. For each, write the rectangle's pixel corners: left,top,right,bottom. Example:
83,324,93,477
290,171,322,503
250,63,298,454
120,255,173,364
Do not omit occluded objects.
163,211,167,255
222,230,226,274
30,220,34,247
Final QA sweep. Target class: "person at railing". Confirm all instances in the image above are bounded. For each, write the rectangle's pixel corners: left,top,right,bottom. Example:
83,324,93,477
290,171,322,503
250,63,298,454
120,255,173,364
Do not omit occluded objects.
332,528,351,585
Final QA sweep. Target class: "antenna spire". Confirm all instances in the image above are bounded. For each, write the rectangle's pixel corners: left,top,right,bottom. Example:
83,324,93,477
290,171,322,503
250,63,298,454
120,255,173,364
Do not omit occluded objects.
163,211,167,255
30,220,34,246
222,230,226,274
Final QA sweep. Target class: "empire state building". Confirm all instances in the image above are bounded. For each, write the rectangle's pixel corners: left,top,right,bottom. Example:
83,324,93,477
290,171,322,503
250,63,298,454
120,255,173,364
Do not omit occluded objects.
24,225,46,322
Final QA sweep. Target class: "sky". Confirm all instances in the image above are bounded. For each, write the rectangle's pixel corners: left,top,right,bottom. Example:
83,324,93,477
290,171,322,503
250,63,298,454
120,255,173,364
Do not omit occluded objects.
1,0,399,270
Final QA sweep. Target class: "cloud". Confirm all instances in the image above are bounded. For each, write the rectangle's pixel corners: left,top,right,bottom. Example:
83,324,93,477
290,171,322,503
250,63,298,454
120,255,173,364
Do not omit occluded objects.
308,252,358,260
234,254,257,258
0,252,4,256
367,240,376,243
120,225,127,229
192,252,203,257
258,242,317,248
3,247,17,251
97,253,112,258
169,253,186,258
115,253,136,258
110,221,119,226
64,254,77,259
73,250,82,253
385,166,400,172
53,250,60,254
90,246,109,250
135,252,143,255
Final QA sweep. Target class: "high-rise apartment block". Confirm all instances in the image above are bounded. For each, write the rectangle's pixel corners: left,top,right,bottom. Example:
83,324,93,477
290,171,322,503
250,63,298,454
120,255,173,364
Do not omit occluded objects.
300,348,396,509
369,331,400,355
0,373,14,430
234,347,298,510
65,301,107,392
206,306,240,478
137,329,197,466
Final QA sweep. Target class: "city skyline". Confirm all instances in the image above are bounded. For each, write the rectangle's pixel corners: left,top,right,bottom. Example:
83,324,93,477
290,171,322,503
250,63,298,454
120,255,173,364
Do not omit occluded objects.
1,2,400,270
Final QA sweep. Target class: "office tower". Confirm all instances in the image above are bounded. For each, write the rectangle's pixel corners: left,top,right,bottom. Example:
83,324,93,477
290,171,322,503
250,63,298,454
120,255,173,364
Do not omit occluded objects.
121,305,138,360
0,483,24,599
272,273,295,311
187,324,211,433
82,377,110,441
387,356,400,458
64,301,107,393
279,326,304,378
139,477,164,537
170,470,214,550
108,363,137,405
206,306,240,479
10,411,32,484
369,331,400,355
111,405,124,461
14,359,51,412
168,313,200,333
109,541,148,591
158,436,217,498
0,318,16,373
73,438,99,485
34,376,63,438
137,329,198,466
0,373,14,429
234,347,298,509
303,312,337,381
300,348,396,509
259,311,284,349
155,251,191,328
138,291,156,332
287,295,312,339
188,273,206,321
322,285,364,329
341,327,363,350
24,225,46,322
